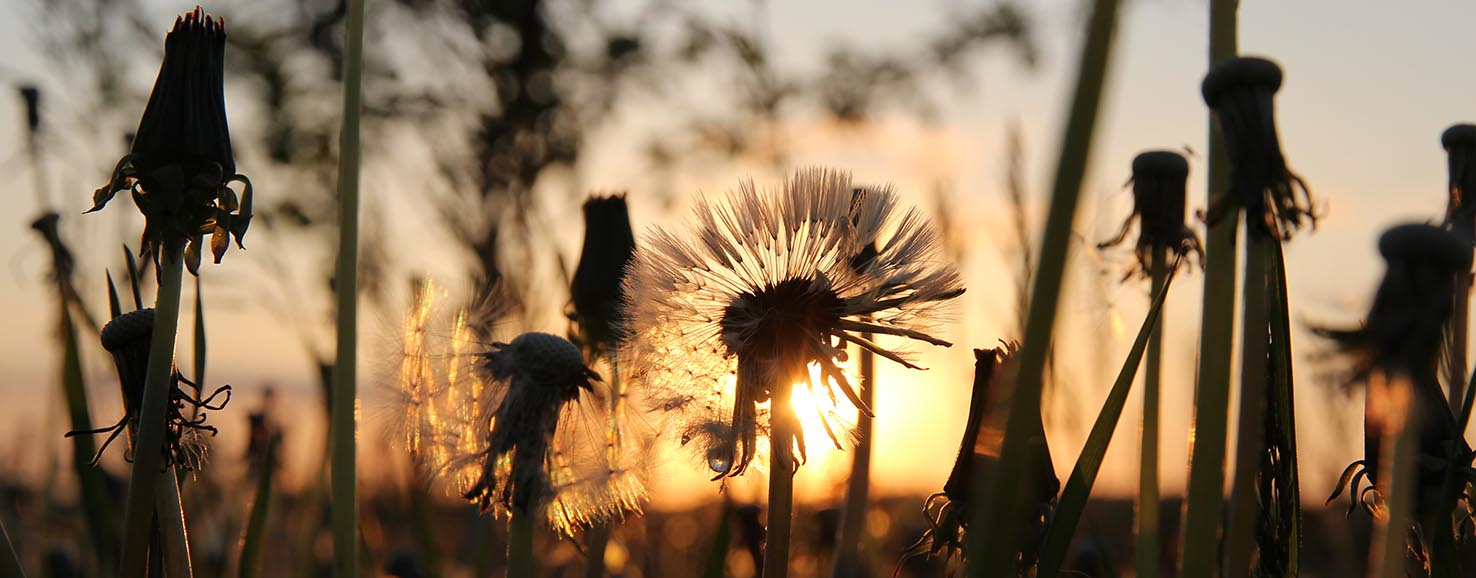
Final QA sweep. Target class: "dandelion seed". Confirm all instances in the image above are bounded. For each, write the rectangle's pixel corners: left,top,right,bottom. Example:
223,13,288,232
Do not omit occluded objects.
399,293,647,536
88,7,252,275
1201,56,1314,240
622,167,965,478
65,308,232,470
1098,150,1203,279
1318,224,1474,520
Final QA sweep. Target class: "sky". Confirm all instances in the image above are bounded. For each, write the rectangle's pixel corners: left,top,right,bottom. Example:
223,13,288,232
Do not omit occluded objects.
1,0,1475,513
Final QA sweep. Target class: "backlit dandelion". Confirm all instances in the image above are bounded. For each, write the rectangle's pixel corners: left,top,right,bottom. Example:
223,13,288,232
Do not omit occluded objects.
623,168,965,479
397,287,647,537
1099,150,1203,279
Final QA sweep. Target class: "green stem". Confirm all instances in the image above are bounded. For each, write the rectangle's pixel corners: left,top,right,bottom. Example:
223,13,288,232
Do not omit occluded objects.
330,0,366,576
1036,260,1180,578
155,472,194,578
1180,3,1238,577
1224,234,1270,578
0,515,23,578
1267,240,1302,576
832,338,874,578
119,248,186,578
1137,249,1167,578
763,384,796,578
507,507,536,578
969,0,1121,574
238,437,276,578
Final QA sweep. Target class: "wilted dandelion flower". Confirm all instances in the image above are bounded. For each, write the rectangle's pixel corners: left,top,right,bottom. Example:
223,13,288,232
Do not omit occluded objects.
1441,124,1476,241
1321,224,1475,519
88,7,252,275
66,308,232,470
623,168,965,478
569,194,637,355
1201,56,1314,240
399,289,647,535
1099,150,1203,279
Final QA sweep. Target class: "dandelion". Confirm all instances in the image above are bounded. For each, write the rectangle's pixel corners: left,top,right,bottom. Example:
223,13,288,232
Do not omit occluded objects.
64,308,232,470
1321,225,1474,556
1441,124,1476,240
1200,56,1314,239
399,291,646,537
623,167,963,578
569,194,637,355
1098,150,1202,279
88,7,251,275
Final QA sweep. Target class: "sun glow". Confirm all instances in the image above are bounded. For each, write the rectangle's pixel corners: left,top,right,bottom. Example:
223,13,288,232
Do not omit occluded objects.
787,360,860,471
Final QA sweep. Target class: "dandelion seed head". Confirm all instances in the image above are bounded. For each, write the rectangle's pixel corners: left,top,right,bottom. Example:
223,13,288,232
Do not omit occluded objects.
623,167,964,477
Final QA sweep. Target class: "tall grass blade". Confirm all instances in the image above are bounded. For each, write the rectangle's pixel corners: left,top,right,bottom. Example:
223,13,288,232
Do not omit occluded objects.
330,0,367,576
1263,239,1301,576
118,249,187,578
968,0,1122,574
63,300,118,575
194,277,206,387
1036,259,1179,578
1180,2,1238,576
237,434,276,578
0,515,24,578
155,473,194,578
124,246,143,311
108,272,123,320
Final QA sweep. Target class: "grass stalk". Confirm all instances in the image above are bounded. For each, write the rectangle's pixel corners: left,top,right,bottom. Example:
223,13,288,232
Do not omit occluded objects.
1136,248,1168,578
330,0,366,575
61,286,118,573
1179,2,1238,576
0,515,22,578
832,338,875,578
1223,234,1270,578
1036,258,1180,578
237,434,276,578
968,0,1121,574
507,507,536,578
763,383,797,578
1266,240,1302,576
118,248,186,578
154,472,194,578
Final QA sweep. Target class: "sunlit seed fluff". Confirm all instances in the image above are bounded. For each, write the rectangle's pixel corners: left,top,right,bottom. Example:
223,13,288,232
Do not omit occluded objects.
622,167,965,479
1099,150,1203,279
1201,56,1314,240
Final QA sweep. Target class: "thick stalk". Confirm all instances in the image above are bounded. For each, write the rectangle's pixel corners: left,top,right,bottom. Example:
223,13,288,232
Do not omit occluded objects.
1136,249,1167,578
507,507,536,578
155,473,193,578
1179,2,1238,576
969,0,1121,574
1224,235,1270,578
330,0,366,576
763,382,797,578
832,337,875,578
119,248,185,578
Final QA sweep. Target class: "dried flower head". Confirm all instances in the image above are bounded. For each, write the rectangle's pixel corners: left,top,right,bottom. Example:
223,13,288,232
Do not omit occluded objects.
1099,150,1203,279
623,168,965,479
1320,224,1475,518
569,194,637,354
1441,124,1476,241
903,343,1056,566
88,7,252,275
400,288,648,535
1201,56,1314,240
65,308,231,470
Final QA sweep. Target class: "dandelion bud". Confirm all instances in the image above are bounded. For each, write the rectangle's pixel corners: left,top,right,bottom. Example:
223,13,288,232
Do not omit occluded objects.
1201,56,1313,239
88,7,252,275
1441,123,1476,241
569,194,636,353
1099,150,1203,278
18,86,40,135
101,309,158,416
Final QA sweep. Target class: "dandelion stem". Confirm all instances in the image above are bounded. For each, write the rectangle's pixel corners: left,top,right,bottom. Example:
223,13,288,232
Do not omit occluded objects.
969,0,1121,574
155,471,194,578
1180,2,1238,576
118,246,186,578
763,380,796,578
1136,247,1167,578
1368,376,1419,578
0,514,23,578
1448,273,1471,412
507,506,536,578
1224,233,1271,578
832,338,875,577
330,0,366,575
238,434,276,578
